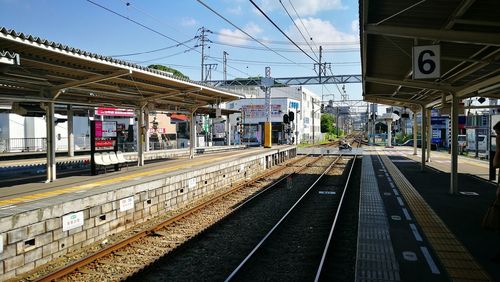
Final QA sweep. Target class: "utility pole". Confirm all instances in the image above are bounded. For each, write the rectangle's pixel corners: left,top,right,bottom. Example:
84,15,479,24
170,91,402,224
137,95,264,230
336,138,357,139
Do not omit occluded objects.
261,67,274,148
195,27,212,82
223,51,228,83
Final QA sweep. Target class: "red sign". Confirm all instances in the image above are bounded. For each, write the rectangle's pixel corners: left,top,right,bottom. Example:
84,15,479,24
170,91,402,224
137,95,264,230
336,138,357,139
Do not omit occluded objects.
96,107,135,117
95,140,114,147
95,121,102,138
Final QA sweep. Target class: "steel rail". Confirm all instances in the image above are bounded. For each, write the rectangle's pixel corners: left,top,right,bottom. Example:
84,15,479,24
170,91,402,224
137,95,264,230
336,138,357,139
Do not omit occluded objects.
225,154,345,282
34,154,312,281
314,154,358,281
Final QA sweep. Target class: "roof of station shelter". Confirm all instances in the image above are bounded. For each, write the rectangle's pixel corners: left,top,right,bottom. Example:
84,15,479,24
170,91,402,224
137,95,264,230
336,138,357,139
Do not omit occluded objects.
0,27,243,113
359,0,500,109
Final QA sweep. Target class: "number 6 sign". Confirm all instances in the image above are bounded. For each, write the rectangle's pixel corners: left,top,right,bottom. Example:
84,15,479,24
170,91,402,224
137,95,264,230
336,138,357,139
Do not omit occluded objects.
413,45,440,79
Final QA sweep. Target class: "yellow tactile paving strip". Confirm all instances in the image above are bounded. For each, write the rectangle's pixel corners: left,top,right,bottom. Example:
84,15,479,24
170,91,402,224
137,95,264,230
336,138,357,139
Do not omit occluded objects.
0,150,257,207
378,152,491,281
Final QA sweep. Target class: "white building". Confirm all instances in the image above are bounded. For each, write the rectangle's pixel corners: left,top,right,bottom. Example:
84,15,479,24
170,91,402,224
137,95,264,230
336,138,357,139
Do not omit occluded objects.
226,86,321,145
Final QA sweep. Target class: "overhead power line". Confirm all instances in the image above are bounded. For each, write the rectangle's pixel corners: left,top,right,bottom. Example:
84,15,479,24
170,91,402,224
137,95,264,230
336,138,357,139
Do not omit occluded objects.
109,38,196,57
195,0,302,67
211,40,359,53
86,0,252,79
278,0,318,60
86,0,189,47
287,0,320,51
248,0,318,64
211,31,359,45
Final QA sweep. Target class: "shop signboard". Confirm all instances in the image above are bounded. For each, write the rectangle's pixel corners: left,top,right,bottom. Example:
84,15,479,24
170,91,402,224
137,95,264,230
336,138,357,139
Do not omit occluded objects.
96,107,134,117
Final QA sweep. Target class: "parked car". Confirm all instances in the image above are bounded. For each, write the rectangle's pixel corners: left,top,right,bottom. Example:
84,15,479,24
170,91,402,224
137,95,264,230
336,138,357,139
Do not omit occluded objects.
399,139,438,150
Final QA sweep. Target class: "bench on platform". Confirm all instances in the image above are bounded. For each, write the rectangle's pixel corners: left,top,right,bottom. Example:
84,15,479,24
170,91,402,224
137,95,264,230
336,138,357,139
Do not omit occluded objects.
94,151,133,174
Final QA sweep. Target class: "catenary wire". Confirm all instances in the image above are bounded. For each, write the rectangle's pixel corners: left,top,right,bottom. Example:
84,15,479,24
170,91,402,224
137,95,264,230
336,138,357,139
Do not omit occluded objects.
248,0,318,63
278,0,318,60
195,0,304,67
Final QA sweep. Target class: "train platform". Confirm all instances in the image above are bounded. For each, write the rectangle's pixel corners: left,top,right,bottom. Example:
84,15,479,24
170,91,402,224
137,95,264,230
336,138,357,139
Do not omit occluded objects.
0,145,297,279
357,146,500,281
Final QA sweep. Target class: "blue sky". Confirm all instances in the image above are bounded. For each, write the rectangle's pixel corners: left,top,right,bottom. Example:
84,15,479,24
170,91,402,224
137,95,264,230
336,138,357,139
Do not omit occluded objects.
0,0,362,101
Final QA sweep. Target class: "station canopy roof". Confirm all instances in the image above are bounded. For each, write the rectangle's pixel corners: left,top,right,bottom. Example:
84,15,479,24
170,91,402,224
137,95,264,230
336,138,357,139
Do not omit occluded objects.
360,0,500,109
0,27,243,113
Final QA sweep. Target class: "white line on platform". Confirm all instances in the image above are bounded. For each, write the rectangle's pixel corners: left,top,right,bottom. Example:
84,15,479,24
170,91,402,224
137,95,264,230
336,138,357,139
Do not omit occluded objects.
392,189,400,196
0,205,15,210
396,196,404,206
420,246,441,274
410,223,423,241
402,208,412,221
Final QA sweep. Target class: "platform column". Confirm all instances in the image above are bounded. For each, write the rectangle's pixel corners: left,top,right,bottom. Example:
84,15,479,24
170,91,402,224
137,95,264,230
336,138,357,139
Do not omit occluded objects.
226,114,231,146
427,109,432,162
421,105,427,171
67,105,74,157
137,107,144,166
144,108,150,152
386,118,393,147
45,102,56,182
450,94,459,194
413,110,417,155
190,110,196,159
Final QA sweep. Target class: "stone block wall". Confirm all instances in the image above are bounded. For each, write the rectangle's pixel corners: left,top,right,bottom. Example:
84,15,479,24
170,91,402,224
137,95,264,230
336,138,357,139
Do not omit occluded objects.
0,147,296,279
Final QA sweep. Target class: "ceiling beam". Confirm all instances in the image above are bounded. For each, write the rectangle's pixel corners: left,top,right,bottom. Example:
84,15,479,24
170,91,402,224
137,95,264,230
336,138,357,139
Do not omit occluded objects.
365,76,454,92
51,69,132,99
456,74,500,97
365,24,500,46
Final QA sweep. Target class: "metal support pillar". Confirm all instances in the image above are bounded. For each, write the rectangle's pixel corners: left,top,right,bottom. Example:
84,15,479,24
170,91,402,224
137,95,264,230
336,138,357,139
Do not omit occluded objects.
263,67,272,148
421,106,427,171
386,119,393,147
427,109,432,162
413,111,417,155
190,111,196,159
67,105,74,157
144,108,150,152
226,114,231,146
450,94,459,194
45,102,56,182
137,108,145,166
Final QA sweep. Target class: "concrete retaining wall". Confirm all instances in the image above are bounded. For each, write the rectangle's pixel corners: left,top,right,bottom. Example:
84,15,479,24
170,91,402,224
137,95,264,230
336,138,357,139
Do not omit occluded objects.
0,147,296,279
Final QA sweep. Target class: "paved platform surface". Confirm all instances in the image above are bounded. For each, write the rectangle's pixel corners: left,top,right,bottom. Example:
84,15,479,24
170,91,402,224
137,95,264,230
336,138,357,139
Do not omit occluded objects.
0,146,291,211
358,146,500,281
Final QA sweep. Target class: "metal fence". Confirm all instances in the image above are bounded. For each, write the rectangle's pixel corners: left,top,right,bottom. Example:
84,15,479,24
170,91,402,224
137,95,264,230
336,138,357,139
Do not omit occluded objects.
0,138,47,152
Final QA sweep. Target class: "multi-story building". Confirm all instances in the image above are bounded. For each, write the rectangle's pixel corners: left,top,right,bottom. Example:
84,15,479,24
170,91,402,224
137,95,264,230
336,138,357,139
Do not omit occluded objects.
226,86,321,145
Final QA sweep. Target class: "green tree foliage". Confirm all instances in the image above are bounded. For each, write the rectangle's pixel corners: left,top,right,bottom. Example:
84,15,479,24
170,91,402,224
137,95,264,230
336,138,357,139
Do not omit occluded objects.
321,114,334,133
148,64,190,80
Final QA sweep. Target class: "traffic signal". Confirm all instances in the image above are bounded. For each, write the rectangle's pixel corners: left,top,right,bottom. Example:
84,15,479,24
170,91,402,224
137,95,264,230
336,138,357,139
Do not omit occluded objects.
288,111,294,122
283,114,289,124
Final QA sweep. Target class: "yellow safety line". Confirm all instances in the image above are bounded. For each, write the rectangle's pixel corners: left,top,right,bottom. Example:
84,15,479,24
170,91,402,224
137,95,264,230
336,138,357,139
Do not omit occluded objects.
0,150,258,207
378,151,491,281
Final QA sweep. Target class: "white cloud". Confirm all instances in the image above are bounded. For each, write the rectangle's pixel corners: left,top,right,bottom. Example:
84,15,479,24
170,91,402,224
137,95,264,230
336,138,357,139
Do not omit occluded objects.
260,0,344,16
227,5,242,15
181,17,197,27
287,18,359,50
217,22,263,45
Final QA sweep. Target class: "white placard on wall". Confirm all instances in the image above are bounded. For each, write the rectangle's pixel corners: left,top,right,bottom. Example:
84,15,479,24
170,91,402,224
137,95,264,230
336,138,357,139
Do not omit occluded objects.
62,211,84,232
413,45,440,79
188,178,196,189
0,234,3,253
119,196,135,212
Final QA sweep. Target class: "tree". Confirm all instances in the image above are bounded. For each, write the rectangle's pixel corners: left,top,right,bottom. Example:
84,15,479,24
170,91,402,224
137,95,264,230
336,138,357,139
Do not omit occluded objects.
148,64,190,80
321,114,334,134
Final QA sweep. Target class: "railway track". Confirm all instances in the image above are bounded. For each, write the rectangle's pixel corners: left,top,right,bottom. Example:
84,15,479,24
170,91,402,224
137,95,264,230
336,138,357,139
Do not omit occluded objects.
27,154,320,281
224,154,358,281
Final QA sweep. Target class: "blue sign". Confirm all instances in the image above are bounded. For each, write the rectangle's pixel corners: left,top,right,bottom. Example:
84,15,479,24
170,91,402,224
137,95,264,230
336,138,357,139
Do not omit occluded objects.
289,101,299,109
